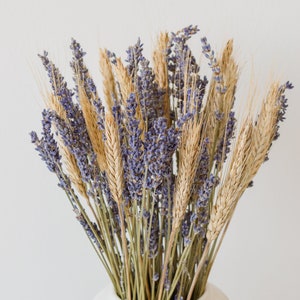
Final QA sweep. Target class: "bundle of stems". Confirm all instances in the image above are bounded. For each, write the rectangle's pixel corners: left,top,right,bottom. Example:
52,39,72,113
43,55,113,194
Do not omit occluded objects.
30,25,292,300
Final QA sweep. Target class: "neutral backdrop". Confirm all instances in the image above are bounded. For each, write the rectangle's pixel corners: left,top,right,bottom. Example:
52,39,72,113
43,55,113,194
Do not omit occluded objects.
1,0,299,299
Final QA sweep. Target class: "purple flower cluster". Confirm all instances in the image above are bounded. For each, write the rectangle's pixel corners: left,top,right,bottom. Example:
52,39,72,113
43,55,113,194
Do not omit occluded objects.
192,175,219,237
145,118,172,189
148,213,159,258
201,37,227,94
168,25,208,117
31,109,61,173
70,39,106,131
274,81,293,140
39,51,92,148
126,37,143,76
214,111,236,165
126,39,164,125
30,110,76,198
123,93,144,202
181,212,192,246
74,208,101,249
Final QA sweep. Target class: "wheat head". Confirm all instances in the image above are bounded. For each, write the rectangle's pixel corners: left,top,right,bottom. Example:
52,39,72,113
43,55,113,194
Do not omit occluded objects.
77,84,107,171
104,113,124,204
207,118,253,242
173,118,202,228
99,49,117,111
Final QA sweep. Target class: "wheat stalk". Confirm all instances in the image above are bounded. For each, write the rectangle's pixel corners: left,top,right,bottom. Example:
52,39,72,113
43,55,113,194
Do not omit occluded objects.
153,32,170,125
104,112,131,300
99,48,117,111
77,83,107,171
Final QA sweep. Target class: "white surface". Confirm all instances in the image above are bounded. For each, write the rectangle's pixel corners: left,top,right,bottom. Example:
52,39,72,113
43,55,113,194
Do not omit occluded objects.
0,0,300,299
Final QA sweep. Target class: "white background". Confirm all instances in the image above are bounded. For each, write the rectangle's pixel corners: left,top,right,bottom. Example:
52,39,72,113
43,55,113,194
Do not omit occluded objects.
0,0,299,299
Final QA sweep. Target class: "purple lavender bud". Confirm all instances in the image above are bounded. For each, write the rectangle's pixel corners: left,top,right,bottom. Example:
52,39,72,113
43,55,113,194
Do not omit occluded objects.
248,180,254,188
215,111,224,121
143,210,150,220
149,218,159,258
30,131,38,143
181,212,191,237
163,268,171,291
126,38,143,76
153,273,159,282
106,49,117,65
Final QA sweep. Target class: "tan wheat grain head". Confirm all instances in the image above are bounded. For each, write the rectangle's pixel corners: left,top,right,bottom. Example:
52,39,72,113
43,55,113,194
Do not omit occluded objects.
114,57,135,104
182,49,194,115
99,49,117,111
77,84,107,171
202,40,238,167
215,40,239,171
219,40,238,117
240,82,282,190
104,113,125,205
202,94,221,166
113,57,145,135
207,117,253,242
153,32,171,125
218,40,238,130
46,92,88,198
172,117,202,228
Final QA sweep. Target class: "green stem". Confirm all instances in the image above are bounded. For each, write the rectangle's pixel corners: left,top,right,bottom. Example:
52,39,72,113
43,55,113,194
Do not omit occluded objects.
186,242,211,300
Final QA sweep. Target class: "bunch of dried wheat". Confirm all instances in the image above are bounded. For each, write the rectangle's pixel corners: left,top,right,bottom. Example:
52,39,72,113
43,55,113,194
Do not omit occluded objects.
31,25,292,300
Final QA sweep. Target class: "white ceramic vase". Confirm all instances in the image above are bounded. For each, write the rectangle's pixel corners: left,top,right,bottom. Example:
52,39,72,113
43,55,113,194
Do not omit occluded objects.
199,283,229,300
93,283,228,300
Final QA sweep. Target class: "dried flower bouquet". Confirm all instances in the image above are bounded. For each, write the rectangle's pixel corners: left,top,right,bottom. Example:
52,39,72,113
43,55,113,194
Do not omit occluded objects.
30,25,292,300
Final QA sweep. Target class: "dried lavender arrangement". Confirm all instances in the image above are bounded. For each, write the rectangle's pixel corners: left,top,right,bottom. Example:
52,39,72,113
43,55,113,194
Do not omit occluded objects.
30,25,292,300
